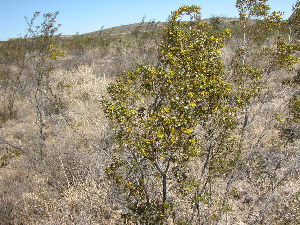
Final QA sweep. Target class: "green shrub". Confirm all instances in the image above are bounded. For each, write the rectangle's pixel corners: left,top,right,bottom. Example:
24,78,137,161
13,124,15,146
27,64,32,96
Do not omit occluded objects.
102,5,240,223
102,1,300,224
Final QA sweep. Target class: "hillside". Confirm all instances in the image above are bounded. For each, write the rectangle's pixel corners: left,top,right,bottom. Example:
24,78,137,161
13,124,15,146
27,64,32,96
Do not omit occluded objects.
0,5,299,225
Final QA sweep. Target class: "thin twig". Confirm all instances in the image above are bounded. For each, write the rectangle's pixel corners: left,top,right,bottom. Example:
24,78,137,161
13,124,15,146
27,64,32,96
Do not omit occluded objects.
0,136,26,154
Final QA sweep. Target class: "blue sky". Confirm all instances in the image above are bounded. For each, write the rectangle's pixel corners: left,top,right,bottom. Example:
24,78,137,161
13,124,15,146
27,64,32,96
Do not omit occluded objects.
0,0,296,41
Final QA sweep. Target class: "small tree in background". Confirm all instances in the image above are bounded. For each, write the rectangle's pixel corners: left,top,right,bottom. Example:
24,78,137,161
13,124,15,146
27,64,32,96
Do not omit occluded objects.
221,0,300,224
14,12,65,159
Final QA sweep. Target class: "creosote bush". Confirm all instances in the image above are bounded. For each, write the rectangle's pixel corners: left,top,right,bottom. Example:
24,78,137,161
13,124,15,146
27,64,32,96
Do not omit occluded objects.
102,5,241,224
102,1,300,224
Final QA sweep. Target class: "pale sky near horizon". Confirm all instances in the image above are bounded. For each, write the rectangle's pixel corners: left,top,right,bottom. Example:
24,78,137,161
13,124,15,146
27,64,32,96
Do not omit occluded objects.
0,0,296,41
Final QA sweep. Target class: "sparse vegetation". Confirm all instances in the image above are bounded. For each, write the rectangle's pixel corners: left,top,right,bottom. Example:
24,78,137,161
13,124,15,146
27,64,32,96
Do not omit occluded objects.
0,0,299,224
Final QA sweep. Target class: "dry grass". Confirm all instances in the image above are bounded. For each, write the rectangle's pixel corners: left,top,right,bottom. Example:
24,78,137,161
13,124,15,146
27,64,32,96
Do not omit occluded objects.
0,57,118,224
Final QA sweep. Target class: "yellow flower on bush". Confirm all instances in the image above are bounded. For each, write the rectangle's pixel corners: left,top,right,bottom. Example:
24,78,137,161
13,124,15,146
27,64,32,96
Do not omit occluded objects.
141,148,147,156
194,148,200,154
126,181,132,188
170,136,176,143
164,118,170,124
188,92,194,97
129,110,136,115
156,132,163,138
189,139,195,144
189,102,196,107
184,129,193,134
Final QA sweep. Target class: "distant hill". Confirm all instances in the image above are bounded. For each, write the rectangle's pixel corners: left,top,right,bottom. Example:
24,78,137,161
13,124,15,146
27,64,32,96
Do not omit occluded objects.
60,17,241,39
